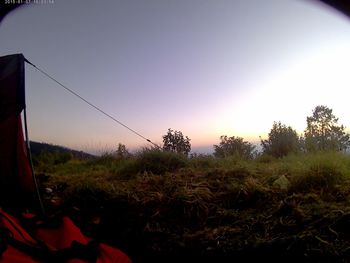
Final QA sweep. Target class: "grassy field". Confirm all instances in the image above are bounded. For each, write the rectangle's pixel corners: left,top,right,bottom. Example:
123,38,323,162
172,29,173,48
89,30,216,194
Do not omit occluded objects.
34,150,350,262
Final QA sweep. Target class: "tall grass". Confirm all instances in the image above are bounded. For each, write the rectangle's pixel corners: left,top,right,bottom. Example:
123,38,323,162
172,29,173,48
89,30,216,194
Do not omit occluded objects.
110,148,188,178
36,150,350,193
285,152,348,192
35,150,350,261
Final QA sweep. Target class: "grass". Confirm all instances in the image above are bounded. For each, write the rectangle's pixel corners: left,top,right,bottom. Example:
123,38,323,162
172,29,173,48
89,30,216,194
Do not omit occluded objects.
35,150,350,262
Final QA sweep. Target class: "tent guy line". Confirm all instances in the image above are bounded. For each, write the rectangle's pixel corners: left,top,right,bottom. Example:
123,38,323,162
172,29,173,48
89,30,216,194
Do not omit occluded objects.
24,57,161,149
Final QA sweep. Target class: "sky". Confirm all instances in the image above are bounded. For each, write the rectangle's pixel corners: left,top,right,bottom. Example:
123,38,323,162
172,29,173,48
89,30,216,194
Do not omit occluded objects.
1,0,350,154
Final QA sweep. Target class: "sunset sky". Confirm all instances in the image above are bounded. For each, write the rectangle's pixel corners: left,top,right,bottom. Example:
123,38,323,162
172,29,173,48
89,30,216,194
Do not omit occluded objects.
1,0,350,154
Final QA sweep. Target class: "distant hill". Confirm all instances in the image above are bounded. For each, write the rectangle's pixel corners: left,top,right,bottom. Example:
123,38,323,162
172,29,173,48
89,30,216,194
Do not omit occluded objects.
29,141,94,159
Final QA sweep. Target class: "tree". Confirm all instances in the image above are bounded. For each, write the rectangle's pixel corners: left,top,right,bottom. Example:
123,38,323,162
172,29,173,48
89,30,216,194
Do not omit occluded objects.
162,128,191,156
261,121,301,158
115,143,130,158
304,105,350,152
213,135,256,159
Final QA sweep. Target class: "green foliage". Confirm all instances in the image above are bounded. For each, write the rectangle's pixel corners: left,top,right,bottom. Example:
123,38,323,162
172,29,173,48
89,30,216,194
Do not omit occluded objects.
261,121,301,158
29,104,350,261
213,135,256,159
289,153,345,192
32,151,73,172
30,141,92,159
37,150,350,261
89,153,115,164
189,154,219,170
162,128,191,156
110,158,139,178
304,105,350,152
256,153,277,163
135,147,188,175
112,147,188,177
115,143,131,159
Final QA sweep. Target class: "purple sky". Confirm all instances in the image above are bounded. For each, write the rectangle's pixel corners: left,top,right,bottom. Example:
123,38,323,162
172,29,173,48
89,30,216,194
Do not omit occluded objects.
1,0,350,154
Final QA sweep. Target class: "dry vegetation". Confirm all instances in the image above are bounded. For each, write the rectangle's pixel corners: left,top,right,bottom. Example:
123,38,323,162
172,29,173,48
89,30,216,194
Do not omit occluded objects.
35,150,350,262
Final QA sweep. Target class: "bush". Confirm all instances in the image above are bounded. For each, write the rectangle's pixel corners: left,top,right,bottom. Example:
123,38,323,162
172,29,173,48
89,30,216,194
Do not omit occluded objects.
256,154,276,163
289,153,345,192
163,128,191,156
290,165,343,192
214,135,256,160
189,154,218,170
111,158,139,179
135,148,188,175
111,148,188,177
261,121,301,158
32,152,73,172
87,153,117,167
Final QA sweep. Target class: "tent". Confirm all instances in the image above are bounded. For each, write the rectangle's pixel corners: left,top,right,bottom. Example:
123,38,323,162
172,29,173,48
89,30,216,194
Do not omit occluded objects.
0,54,131,263
0,54,35,211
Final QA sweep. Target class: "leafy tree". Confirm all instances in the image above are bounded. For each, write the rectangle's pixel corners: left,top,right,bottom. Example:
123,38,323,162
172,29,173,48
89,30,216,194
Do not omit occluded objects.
260,121,301,158
115,143,131,158
304,105,350,152
213,135,256,159
162,128,191,156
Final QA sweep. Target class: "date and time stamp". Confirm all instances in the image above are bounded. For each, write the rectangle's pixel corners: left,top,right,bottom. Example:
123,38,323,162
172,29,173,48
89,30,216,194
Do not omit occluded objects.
4,0,54,4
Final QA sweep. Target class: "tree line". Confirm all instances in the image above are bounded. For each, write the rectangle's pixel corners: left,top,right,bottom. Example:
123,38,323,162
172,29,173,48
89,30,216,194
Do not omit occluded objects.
116,105,350,159
215,105,350,158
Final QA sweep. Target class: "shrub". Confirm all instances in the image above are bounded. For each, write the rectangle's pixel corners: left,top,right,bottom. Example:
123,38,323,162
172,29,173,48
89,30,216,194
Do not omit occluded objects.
224,165,252,179
261,121,301,158
163,128,191,156
87,153,117,167
110,158,139,179
32,152,73,172
214,135,256,160
111,148,188,177
53,152,73,165
256,154,276,163
135,148,188,175
189,154,218,170
289,153,345,192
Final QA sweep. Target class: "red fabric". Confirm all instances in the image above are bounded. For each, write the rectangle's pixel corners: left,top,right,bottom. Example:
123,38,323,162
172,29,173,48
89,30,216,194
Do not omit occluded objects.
0,210,131,263
0,210,37,244
16,116,35,193
0,114,34,209
0,209,41,263
34,216,131,263
0,53,34,209
0,246,39,263
34,217,89,250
